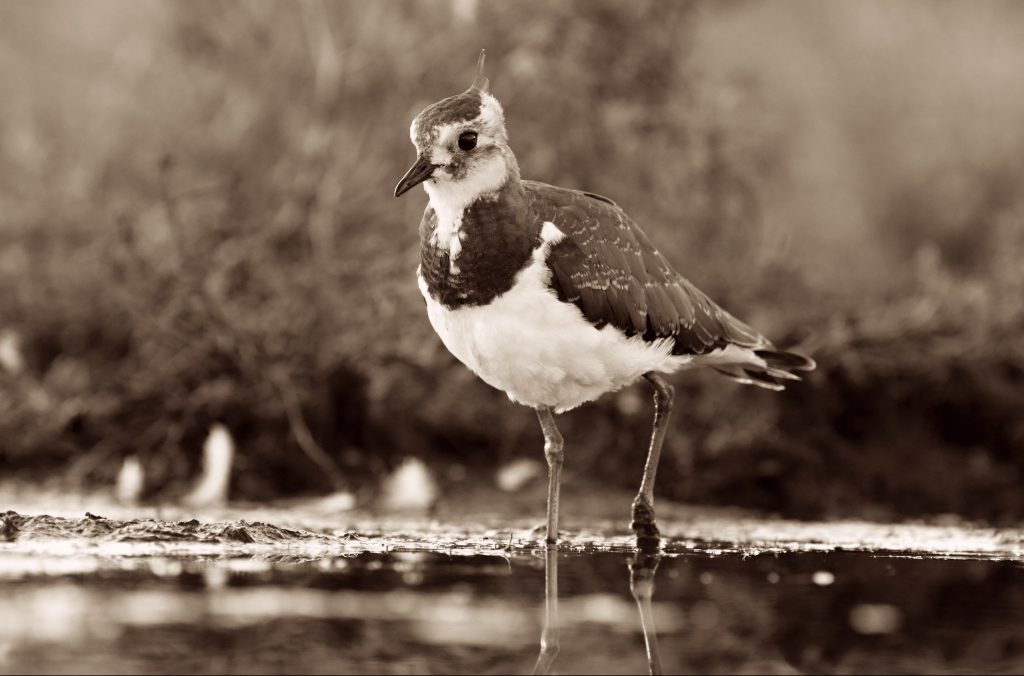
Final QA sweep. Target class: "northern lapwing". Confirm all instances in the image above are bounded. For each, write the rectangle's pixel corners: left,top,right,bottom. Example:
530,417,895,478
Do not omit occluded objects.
395,52,815,545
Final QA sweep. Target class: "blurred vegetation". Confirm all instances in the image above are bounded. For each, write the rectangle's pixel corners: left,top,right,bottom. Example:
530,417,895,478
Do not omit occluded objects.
1,0,1022,521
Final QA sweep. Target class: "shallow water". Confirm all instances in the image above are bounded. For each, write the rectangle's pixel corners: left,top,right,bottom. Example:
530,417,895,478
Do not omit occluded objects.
2,507,1023,674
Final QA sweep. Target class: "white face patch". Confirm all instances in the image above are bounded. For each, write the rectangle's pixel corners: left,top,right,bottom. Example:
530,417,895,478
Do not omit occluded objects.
428,125,502,167
425,121,461,165
477,93,504,130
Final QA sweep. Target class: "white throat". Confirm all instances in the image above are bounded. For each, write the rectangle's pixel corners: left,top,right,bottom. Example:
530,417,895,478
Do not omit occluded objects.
423,154,509,270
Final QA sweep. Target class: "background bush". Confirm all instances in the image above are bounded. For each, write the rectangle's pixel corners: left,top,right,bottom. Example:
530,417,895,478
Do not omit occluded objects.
1,0,1022,521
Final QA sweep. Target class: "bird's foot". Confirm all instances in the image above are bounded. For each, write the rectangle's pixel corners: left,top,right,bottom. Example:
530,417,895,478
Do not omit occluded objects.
630,498,661,549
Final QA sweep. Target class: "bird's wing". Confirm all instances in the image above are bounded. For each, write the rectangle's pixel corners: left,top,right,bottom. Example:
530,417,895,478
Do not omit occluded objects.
524,180,769,356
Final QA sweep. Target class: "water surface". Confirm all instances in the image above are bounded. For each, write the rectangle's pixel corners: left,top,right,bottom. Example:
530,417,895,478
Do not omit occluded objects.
2,508,1023,674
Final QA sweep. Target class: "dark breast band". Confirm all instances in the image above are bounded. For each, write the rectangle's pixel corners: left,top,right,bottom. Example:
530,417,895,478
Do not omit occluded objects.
419,189,540,308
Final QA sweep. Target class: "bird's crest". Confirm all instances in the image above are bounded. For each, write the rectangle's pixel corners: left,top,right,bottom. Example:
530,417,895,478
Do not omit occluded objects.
468,50,488,94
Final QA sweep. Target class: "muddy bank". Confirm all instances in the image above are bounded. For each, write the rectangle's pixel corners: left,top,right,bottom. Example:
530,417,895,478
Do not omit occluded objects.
2,504,1022,560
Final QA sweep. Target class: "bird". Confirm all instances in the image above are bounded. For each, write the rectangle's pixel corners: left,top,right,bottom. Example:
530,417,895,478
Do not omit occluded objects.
394,52,815,545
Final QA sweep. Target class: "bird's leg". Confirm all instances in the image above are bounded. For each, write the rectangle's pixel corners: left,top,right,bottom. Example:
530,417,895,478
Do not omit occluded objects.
631,372,674,543
532,545,560,674
535,407,565,545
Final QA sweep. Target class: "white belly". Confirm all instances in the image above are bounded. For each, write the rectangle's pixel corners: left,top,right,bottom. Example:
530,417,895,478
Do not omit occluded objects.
417,248,688,412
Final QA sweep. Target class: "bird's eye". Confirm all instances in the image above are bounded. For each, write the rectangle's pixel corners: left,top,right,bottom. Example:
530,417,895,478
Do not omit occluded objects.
458,131,478,151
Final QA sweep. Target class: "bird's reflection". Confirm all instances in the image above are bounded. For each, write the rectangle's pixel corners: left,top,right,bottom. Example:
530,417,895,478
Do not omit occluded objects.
630,544,664,675
532,546,560,674
532,539,665,675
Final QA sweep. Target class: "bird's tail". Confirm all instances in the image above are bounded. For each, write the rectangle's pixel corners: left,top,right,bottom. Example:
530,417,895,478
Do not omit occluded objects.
711,348,816,391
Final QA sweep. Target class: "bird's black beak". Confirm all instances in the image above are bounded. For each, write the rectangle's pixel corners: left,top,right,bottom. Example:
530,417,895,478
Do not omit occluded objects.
394,155,438,197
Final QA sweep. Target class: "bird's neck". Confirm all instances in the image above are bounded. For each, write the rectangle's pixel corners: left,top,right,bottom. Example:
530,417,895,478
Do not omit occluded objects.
423,147,526,245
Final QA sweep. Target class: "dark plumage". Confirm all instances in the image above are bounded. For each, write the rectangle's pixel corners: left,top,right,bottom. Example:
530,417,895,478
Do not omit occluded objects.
528,181,768,357
418,192,539,307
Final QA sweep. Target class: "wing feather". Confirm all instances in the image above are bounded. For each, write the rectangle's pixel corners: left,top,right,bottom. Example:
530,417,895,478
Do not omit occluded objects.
527,180,769,356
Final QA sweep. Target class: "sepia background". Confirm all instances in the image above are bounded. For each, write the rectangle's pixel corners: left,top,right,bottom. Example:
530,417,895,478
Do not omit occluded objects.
2,0,1023,523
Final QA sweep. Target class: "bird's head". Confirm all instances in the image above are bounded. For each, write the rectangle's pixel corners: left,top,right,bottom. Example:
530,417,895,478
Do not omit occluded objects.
394,51,517,205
